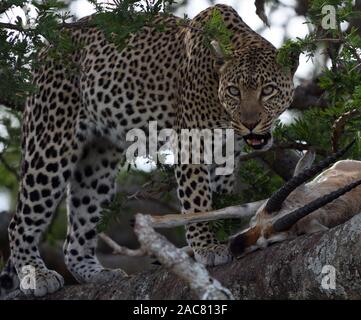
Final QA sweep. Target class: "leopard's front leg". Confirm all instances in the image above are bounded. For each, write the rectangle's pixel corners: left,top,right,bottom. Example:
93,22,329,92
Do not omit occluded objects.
174,164,233,266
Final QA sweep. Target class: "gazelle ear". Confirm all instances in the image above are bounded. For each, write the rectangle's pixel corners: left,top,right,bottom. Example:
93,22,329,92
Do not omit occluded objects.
210,40,227,69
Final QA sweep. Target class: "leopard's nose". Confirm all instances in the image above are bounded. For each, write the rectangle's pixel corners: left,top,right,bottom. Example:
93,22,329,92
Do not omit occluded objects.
242,120,260,131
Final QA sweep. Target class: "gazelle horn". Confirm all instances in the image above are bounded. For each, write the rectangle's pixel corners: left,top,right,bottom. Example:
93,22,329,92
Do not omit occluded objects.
272,178,361,232
265,140,355,213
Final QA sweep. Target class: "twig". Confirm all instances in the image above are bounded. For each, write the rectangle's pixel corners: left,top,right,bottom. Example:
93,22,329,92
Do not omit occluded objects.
99,233,145,257
331,108,360,152
0,19,93,34
0,22,25,32
239,142,326,162
134,213,234,300
0,13,198,35
315,36,361,66
100,232,194,258
314,38,343,43
149,199,265,228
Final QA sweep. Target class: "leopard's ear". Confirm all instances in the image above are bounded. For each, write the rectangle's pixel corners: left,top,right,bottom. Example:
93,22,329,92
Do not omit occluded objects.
210,40,227,69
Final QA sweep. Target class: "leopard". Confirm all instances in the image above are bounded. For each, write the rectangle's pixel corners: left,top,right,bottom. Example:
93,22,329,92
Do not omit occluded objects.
0,4,298,297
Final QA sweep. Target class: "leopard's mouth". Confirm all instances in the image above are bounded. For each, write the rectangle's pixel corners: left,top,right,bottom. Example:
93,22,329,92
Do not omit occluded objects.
243,132,272,150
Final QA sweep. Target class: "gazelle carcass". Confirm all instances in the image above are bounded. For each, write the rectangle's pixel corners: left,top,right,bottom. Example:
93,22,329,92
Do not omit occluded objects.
229,140,361,257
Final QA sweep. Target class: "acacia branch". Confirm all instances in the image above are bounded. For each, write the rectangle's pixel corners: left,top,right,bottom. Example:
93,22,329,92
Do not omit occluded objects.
0,22,26,32
99,233,146,257
239,142,326,162
148,199,264,228
332,108,360,152
290,80,327,110
12,212,361,300
315,37,361,66
132,213,234,300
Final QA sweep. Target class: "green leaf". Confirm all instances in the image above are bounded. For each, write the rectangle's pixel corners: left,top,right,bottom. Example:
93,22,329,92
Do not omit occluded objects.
203,8,234,57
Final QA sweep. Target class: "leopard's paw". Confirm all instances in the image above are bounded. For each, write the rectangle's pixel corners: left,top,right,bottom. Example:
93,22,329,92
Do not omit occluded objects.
19,268,64,297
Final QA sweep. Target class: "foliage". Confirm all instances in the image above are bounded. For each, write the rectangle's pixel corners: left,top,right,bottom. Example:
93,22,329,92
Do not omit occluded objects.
202,7,234,57
278,0,361,71
0,1,76,109
0,108,21,210
87,0,177,51
97,191,129,233
276,0,361,158
276,38,306,71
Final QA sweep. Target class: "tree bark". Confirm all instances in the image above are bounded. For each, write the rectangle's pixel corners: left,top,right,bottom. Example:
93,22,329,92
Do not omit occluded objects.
259,148,301,181
290,79,327,111
10,213,361,300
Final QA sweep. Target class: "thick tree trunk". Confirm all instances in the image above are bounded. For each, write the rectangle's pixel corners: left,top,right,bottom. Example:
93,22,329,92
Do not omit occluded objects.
10,213,361,300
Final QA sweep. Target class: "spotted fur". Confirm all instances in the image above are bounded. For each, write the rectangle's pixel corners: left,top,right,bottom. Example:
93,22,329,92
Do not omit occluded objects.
2,5,296,296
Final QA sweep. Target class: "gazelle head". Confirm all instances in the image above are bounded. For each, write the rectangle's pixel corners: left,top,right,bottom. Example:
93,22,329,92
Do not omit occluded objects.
229,140,360,257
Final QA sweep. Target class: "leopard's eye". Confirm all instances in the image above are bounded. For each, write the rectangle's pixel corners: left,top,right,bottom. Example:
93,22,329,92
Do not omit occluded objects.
227,86,241,97
261,84,277,98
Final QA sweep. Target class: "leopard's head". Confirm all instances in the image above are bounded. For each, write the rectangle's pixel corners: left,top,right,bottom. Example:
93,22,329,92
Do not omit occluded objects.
213,40,298,150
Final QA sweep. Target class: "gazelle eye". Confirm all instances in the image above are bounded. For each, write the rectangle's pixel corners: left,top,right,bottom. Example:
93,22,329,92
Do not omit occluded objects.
261,84,276,98
227,86,240,97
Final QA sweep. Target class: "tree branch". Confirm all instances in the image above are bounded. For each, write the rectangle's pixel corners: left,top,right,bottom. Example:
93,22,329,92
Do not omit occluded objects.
99,233,146,257
258,148,300,181
332,108,360,152
133,213,234,300
10,213,361,300
0,2,14,15
239,142,326,162
290,80,327,111
0,18,94,34
0,22,26,32
143,199,264,229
